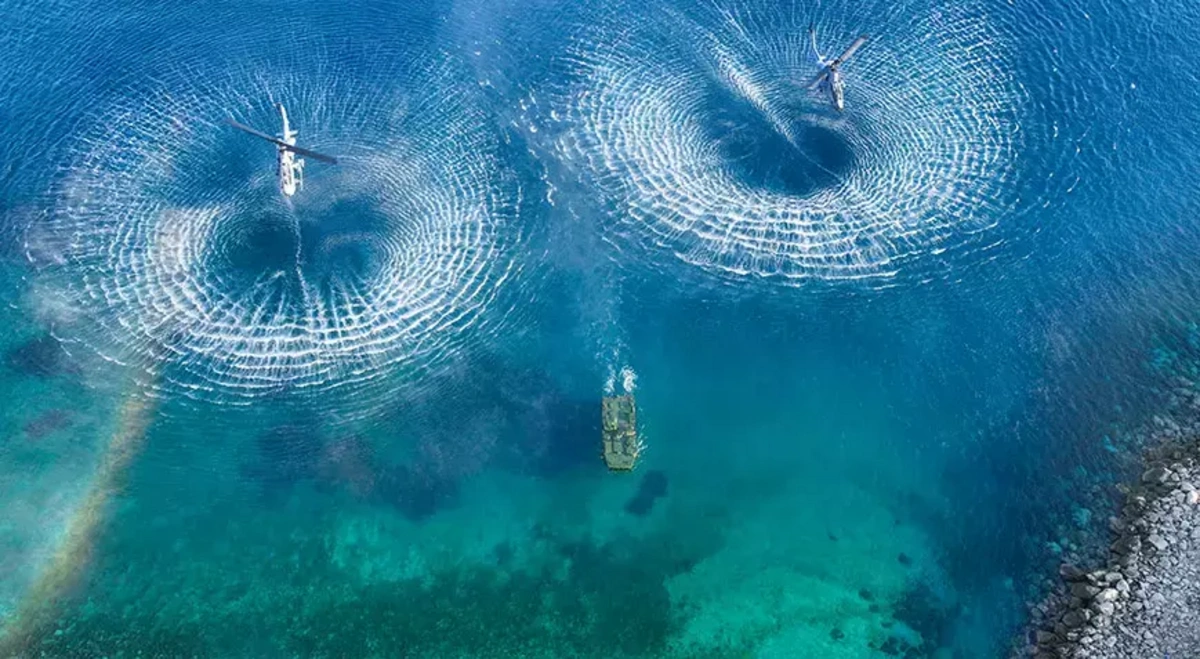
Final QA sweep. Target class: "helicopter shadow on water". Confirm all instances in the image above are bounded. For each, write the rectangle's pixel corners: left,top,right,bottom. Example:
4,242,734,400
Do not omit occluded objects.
699,82,859,199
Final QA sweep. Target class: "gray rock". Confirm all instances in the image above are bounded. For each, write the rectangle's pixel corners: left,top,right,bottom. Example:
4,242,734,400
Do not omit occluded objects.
1062,609,1090,628
1035,629,1059,644
1019,437,1200,657
1113,536,1141,555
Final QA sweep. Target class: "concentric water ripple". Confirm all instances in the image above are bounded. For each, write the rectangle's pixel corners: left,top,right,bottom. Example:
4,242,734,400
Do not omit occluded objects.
548,0,1027,284
26,51,525,404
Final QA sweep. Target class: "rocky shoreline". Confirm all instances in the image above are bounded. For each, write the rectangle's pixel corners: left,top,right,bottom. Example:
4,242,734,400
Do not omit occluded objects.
1018,439,1200,658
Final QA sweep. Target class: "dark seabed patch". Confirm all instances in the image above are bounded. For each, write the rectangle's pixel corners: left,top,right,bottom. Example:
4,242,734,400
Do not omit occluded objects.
377,462,462,522
22,408,73,440
313,434,379,500
515,393,599,479
240,424,326,501
887,581,961,656
624,469,668,516
4,333,77,379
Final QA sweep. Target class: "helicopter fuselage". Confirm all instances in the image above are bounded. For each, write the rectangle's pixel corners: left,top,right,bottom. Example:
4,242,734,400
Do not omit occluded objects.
827,67,845,112
807,29,867,113
276,105,304,197
227,104,334,197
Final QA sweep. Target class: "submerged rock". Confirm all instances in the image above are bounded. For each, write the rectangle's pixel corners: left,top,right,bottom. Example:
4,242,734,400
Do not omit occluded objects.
1111,535,1140,555
1141,466,1171,485
1034,630,1058,644
1061,609,1088,628
1059,564,1087,581
1069,583,1100,600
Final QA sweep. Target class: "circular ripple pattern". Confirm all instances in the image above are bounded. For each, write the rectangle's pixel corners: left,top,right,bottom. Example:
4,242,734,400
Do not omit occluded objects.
552,0,1024,284
28,52,524,404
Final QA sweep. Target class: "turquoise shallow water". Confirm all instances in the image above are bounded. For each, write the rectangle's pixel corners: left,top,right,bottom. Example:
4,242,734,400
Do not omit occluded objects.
3,0,1200,656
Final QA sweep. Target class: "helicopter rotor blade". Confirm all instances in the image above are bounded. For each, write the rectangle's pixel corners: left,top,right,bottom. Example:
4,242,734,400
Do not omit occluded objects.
805,67,830,90
283,143,339,165
226,118,339,165
832,35,868,66
227,118,285,146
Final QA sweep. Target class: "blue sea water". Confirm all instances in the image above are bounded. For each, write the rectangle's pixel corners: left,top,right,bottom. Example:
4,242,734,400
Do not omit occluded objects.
3,0,1200,656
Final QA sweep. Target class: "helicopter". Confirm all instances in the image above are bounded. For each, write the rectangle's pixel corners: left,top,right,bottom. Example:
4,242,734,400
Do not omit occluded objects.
227,104,337,197
805,25,869,112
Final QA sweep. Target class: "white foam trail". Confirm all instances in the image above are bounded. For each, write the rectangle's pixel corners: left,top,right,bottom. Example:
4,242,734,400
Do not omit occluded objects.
548,0,1024,285
621,366,637,394
28,51,525,409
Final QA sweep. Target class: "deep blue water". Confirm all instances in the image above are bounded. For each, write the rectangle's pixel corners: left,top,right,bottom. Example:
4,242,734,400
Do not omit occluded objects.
3,0,1200,656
